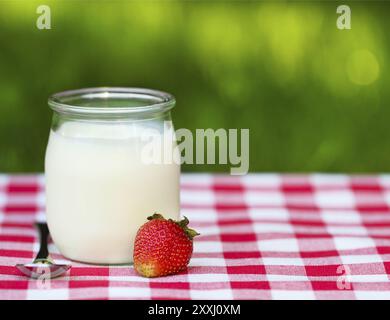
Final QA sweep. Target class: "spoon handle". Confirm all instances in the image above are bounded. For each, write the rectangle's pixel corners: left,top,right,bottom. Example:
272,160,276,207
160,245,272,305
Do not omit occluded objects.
33,223,51,264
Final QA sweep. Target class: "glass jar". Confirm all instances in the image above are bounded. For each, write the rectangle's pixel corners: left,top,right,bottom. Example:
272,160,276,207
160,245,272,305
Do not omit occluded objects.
45,88,180,264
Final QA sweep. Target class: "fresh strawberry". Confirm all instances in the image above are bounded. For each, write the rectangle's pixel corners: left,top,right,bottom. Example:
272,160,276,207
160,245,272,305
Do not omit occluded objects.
133,213,199,278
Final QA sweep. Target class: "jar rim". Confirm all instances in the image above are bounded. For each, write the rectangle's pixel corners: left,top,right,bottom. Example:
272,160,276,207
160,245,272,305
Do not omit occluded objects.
48,87,176,116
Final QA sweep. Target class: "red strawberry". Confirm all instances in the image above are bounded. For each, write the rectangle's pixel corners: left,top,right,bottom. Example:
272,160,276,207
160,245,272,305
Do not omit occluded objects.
133,213,199,278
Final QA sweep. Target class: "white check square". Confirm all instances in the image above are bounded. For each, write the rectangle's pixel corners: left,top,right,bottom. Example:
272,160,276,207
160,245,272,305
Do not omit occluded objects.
333,237,376,251
245,191,285,206
241,174,282,187
181,190,215,205
271,290,316,300
315,190,355,207
194,241,223,253
258,238,300,253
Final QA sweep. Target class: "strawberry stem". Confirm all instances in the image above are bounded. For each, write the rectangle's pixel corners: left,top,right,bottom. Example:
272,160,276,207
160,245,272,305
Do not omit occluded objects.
175,216,200,240
147,213,165,220
147,213,200,240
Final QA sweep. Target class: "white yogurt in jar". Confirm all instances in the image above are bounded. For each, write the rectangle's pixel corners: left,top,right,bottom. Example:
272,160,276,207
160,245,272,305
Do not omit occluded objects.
45,120,180,264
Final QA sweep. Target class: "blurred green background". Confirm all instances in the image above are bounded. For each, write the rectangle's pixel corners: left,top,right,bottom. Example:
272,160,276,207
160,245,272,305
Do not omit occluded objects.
0,0,389,173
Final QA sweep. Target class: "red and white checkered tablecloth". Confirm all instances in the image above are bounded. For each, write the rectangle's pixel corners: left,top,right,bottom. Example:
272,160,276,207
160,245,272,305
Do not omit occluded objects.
1,173,390,300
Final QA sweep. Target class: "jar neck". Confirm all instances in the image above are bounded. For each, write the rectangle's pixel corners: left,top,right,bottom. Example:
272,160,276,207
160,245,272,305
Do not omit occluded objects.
48,87,175,118
51,110,173,132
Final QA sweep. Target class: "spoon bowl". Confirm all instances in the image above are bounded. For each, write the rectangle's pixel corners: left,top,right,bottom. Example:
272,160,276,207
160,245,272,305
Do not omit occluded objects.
16,263,71,279
15,223,71,279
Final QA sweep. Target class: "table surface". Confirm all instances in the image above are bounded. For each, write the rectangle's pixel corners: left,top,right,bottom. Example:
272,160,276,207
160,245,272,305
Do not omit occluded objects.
1,173,390,300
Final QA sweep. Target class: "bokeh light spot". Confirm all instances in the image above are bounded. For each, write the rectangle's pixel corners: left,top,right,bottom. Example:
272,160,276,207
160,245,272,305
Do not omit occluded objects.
347,49,380,85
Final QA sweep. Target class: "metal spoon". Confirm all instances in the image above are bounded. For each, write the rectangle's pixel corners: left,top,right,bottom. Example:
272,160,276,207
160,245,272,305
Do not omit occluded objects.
16,223,71,279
